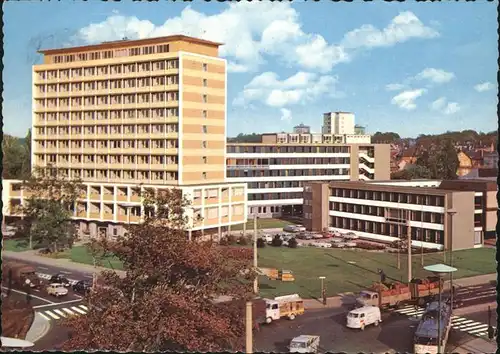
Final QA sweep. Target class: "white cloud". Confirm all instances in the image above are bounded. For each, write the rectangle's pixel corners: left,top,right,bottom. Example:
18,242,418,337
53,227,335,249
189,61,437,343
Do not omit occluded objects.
391,89,426,110
474,82,496,92
443,102,460,115
233,71,339,108
280,108,292,122
430,97,447,111
341,11,439,49
386,83,405,91
430,97,460,115
76,7,438,74
415,68,455,84
75,4,348,73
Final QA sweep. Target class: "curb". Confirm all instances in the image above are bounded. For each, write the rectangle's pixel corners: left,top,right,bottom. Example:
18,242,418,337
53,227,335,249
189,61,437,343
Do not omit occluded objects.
26,313,51,343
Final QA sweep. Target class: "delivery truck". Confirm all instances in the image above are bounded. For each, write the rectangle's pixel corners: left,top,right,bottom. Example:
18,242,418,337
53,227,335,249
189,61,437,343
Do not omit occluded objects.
2,262,43,289
356,277,444,310
265,294,305,323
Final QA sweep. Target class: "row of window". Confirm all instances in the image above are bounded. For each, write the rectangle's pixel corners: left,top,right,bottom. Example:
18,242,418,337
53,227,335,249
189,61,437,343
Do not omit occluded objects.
36,76,180,95
37,123,179,137
34,108,180,123
36,138,178,150
329,202,445,224
249,206,282,214
227,146,351,154
226,157,351,166
39,154,179,165
228,169,349,178
36,91,180,108
247,181,306,189
329,216,446,244
330,188,446,207
40,168,179,182
248,192,303,201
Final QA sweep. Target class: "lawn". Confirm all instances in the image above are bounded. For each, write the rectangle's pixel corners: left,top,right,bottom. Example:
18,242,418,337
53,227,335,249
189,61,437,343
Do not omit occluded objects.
230,218,296,231
256,246,496,299
69,246,124,270
2,239,31,252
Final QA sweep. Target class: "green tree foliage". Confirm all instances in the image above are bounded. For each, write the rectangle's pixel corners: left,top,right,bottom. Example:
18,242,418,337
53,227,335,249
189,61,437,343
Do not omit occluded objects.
63,188,254,352
371,132,401,143
19,166,85,252
410,140,459,180
271,235,283,247
391,164,433,180
2,133,31,180
227,133,262,143
256,238,266,248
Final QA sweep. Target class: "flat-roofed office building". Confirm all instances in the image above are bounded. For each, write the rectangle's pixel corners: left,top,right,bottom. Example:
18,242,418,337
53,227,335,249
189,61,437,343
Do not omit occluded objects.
226,134,391,218
303,179,497,250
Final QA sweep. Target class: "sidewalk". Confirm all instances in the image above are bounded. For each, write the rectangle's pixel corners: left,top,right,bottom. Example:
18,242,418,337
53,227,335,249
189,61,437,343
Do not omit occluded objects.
452,337,497,353
26,313,51,343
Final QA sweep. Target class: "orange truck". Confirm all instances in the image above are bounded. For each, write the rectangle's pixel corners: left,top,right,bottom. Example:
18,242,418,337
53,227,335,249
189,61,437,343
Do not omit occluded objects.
263,269,295,282
356,277,444,310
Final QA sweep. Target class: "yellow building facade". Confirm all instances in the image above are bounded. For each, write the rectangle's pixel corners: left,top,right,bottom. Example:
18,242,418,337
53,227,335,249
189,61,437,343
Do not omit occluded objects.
3,35,248,239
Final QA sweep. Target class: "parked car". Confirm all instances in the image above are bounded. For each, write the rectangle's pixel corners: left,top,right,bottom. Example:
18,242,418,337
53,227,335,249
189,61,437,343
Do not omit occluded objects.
283,225,299,233
50,274,71,287
72,280,92,295
262,234,273,244
295,225,306,232
311,233,324,240
345,242,357,248
47,283,69,297
343,232,359,240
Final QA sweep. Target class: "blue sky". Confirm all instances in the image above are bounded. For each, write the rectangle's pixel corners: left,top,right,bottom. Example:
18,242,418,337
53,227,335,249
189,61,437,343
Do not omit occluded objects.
3,1,498,138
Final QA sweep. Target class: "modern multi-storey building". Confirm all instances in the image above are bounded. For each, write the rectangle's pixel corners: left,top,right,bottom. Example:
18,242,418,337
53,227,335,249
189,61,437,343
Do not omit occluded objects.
2,35,248,239
322,112,355,135
226,133,390,218
303,179,497,250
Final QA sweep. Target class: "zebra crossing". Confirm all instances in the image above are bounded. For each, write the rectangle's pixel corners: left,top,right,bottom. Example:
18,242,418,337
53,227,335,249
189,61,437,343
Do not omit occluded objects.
394,305,490,338
36,272,79,286
37,304,88,321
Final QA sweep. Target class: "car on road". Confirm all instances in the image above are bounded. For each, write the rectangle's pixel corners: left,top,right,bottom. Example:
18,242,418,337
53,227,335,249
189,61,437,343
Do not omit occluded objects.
289,335,320,353
283,225,306,233
311,233,324,240
262,234,273,244
49,274,71,287
346,306,382,331
46,283,69,297
72,280,92,295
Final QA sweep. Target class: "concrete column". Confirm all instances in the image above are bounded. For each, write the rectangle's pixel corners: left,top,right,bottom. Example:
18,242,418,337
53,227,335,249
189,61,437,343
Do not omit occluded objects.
188,229,192,242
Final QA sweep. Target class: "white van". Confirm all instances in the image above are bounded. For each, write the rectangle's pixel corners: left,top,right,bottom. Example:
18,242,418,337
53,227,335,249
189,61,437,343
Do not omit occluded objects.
346,306,382,330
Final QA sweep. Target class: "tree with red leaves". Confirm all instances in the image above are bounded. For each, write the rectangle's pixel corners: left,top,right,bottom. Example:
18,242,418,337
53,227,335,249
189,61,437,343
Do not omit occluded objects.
62,188,254,352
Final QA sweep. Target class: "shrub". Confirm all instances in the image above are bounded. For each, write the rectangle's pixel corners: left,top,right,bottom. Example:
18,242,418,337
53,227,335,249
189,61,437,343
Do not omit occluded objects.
219,237,229,246
287,238,298,248
226,235,238,245
271,235,283,247
256,238,266,248
238,237,248,246
355,241,385,251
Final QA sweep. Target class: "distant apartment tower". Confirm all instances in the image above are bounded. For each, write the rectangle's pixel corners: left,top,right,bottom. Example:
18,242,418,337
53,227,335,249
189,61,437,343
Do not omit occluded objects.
322,112,355,135
3,35,248,239
293,123,311,134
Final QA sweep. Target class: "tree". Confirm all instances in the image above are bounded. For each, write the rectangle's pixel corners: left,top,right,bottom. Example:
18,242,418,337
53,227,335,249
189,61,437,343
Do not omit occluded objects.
372,132,401,144
19,166,85,252
391,164,433,180
256,238,266,248
426,140,459,180
271,235,283,247
2,132,31,180
62,188,254,352
287,238,298,248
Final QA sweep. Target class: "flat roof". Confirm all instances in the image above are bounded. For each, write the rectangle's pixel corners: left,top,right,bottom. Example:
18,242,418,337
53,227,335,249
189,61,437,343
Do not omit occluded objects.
227,143,382,147
38,35,223,55
328,181,451,195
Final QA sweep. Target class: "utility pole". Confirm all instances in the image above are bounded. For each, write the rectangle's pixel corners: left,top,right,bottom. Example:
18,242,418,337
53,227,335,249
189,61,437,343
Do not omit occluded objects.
253,215,258,295
407,210,412,283
245,300,253,353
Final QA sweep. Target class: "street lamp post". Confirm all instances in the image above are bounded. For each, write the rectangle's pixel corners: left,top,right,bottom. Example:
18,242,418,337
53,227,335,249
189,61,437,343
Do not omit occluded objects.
424,264,457,354
446,208,457,308
319,276,326,305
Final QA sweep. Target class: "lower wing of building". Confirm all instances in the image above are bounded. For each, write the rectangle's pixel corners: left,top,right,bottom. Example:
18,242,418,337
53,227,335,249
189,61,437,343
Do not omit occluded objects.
2,179,248,239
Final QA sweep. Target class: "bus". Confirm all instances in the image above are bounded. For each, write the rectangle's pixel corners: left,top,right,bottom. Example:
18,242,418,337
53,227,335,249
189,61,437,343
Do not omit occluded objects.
413,301,452,354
